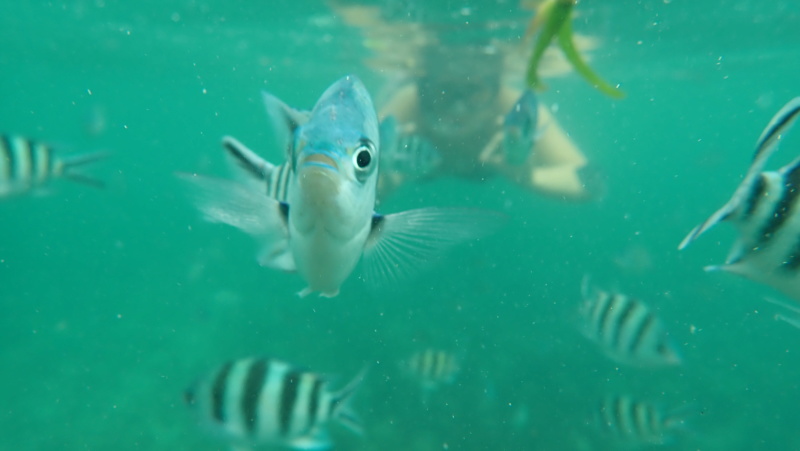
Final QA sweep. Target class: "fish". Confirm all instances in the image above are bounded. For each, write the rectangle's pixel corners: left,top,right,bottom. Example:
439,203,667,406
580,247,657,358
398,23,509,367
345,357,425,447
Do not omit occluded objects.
502,89,540,166
379,118,442,179
180,75,503,297
185,357,364,451
0,134,105,197
679,97,800,300
595,395,687,445
580,280,681,367
402,348,461,391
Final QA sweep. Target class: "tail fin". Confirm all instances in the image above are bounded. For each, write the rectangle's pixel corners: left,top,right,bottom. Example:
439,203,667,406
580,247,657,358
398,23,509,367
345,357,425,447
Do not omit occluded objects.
58,151,108,188
330,366,368,436
679,97,800,250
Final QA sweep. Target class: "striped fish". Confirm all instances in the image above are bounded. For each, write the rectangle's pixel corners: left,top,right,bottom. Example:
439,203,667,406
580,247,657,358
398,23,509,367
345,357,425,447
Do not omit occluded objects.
580,282,681,367
0,134,105,197
679,97,800,301
403,348,461,390
596,395,686,445
185,357,364,451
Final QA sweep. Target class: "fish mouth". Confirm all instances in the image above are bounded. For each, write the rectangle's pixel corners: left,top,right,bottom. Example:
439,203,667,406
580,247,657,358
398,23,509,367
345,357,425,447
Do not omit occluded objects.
298,151,341,197
300,151,339,172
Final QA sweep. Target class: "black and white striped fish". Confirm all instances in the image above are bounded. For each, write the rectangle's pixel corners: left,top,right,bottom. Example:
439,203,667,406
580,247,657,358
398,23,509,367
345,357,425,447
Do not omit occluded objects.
403,348,461,390
679,98,800,300
185,357,364,451
580,282,681,367
0,134,105,197
596,395,686,445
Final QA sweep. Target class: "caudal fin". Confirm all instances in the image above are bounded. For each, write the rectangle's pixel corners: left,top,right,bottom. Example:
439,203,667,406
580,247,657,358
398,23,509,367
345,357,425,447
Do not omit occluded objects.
59,151,108,188
330,366,367,436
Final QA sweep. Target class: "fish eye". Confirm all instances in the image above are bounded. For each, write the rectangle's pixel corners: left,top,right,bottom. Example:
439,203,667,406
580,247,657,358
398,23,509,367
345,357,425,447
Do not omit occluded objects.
353,140,374,171
356,149,371,167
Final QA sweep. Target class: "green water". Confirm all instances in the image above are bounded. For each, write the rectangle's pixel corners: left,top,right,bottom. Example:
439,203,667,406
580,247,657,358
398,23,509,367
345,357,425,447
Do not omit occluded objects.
1,0,799,449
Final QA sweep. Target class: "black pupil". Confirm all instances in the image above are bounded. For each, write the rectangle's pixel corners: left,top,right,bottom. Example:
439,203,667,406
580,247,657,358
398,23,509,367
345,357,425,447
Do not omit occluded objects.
356,149,371,168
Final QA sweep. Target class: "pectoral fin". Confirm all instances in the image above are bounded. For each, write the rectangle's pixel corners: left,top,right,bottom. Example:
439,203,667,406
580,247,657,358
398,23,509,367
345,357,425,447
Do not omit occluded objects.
177,173,294,271
361,208,505,285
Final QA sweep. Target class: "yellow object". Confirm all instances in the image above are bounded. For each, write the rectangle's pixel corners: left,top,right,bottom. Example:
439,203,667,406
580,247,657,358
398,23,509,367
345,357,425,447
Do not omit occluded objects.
525,0,624,99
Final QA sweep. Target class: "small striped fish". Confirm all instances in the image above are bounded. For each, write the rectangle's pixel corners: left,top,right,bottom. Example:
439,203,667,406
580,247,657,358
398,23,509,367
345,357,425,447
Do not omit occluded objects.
580,282,681,367
403,348,461,390
185,357,364,450
679,97,800,301
0,134,105,197
596,395,686,445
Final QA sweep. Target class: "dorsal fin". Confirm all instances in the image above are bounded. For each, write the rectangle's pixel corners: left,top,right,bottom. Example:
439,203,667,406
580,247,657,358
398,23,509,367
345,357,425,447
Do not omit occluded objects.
262,91,310,161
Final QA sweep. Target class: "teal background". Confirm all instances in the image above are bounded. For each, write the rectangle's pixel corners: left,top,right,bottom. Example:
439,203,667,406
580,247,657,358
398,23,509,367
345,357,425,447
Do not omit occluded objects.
1,0,799,449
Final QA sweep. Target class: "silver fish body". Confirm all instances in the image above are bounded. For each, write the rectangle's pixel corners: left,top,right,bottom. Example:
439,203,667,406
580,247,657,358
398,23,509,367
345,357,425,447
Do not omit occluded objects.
282,77,379,296
185,357,363,450
181,75,502,297
580,283,681,367
679,97,800,300
0,134,105,197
